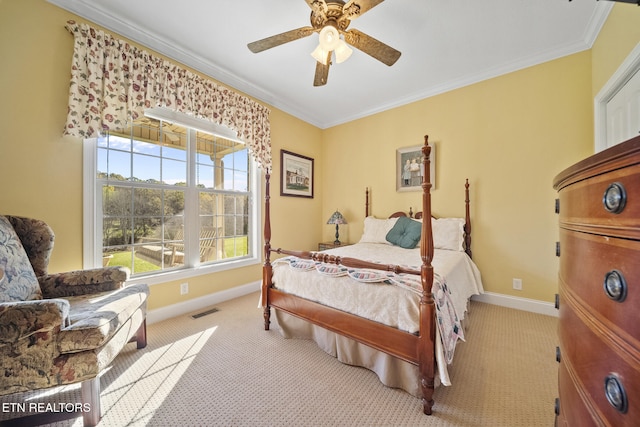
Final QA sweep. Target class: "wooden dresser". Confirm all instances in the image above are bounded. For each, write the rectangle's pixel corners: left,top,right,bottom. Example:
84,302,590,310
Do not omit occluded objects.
553,135,640,426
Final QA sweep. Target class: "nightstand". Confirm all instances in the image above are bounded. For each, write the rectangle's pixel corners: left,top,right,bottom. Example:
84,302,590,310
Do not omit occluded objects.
318,241,349,251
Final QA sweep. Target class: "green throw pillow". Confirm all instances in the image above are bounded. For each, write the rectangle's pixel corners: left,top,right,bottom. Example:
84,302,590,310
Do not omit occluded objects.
385,216,422,249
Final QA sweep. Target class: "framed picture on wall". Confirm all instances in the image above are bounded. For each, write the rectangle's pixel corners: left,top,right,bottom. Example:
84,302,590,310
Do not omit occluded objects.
396,144,436,192
280,150,314,198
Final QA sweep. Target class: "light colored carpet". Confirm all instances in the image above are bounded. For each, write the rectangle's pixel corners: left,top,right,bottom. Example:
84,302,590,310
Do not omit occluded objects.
0,292,558,426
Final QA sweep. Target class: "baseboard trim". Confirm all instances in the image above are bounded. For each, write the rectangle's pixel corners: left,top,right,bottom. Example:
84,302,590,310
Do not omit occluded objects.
472,292,558,317
147,281,261,324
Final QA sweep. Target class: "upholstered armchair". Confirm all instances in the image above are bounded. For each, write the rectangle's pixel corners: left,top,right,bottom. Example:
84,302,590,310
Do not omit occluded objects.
0,215,149,426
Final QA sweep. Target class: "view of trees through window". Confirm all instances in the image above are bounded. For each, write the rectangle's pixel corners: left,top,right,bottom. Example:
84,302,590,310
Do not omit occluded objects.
97,117,251,276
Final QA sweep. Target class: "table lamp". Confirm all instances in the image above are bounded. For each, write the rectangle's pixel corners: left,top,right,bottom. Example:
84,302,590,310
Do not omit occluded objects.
326,210,347,245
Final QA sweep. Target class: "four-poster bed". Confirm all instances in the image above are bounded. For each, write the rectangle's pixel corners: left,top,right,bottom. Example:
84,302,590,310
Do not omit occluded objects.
261,135,482,415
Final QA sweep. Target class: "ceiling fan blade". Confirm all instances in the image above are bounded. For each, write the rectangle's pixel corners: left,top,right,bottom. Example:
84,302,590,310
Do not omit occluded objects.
343,28,401,66
248,27,316,53
313,51,332,86
342,0,385,20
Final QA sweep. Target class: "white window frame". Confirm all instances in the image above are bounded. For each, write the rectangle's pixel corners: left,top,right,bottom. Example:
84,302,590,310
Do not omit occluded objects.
83,111,261,286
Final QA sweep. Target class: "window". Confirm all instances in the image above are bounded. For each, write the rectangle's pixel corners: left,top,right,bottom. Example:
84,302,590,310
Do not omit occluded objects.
83,112,260,280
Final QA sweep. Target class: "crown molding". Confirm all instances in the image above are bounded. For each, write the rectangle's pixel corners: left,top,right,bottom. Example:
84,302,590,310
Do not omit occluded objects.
48,0,614,130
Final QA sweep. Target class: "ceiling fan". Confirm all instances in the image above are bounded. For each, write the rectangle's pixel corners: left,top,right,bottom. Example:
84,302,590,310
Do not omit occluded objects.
247,0,401,87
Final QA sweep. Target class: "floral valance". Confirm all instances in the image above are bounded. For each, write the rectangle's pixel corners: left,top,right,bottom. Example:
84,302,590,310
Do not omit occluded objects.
63,21,272,171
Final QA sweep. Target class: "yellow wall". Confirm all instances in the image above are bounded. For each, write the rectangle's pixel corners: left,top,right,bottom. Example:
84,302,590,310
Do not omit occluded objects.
322,52,594,302
1,1,639,310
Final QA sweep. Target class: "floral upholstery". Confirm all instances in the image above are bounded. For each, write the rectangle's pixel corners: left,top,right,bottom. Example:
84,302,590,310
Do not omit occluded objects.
59,285,147,353
0,216,42,301
0,215,149,426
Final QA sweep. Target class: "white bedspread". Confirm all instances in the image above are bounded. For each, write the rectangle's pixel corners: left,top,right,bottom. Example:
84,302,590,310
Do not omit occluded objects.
270,242,484,387
273,243,483,333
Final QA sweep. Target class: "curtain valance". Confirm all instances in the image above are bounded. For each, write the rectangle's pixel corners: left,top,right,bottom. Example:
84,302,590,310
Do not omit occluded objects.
63,21,272,171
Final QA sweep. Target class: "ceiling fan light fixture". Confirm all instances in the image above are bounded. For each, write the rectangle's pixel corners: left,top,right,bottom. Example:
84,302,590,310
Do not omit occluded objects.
248,0,399,86
311,44,329,65
334,39,352,64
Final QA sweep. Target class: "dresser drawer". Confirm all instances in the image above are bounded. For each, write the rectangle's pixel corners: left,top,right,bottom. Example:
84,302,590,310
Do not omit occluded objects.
557,360,599,427
559,229,640,346
558,163,640,239
559,302,640,426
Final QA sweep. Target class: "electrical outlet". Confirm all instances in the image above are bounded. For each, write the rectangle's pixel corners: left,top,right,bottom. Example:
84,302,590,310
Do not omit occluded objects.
513,278,522,291
180,282,189,295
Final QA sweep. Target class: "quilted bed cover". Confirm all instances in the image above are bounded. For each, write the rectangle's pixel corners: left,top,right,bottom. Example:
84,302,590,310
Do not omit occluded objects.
271,242,484,388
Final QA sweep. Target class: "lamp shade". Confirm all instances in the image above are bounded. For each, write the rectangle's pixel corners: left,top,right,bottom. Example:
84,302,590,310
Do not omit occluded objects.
334,40,353,64
311,44,329,65
326,210,347,225
318,25,340,51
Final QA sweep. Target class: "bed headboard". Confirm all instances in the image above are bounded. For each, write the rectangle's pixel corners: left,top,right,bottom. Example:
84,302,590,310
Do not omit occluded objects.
364,179,473,259
364,191,423,220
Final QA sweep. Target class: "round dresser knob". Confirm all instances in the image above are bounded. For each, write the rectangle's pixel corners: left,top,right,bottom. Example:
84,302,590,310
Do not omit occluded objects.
604,270,628,302
603,182,627,214
604,374,628,414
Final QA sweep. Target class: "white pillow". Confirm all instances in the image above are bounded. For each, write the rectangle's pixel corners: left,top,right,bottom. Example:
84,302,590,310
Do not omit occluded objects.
432,217,465,251
359,216,399,244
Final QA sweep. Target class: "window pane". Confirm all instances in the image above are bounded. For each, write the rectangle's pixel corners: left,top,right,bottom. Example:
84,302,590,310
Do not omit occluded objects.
133,139,161,157
133,153,161,182
222,168,235,191
197,164,214,189
163,144,187,161
132,188,163,242
108,150,131,180
235,214,248,236
232,149,248,173
103,218,127,248
164,189,185,217
133,188,163,217
135,216,163,244
200,226,219,263
103,185,131,217
108,135,132,151
196,151,213,166
97,147,108,178
97,135,108,148
104,245,163,276
164,219,185,267
199,192,218,216
164,216,184,240
162,158,187,186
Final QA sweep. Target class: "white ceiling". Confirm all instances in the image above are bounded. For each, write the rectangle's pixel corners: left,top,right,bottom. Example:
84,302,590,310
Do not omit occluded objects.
48,0,612,129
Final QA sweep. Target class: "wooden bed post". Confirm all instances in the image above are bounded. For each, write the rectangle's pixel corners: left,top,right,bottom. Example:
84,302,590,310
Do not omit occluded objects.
365,187,370,218
419,135,436,415
262,171,273,330
464,179,472,259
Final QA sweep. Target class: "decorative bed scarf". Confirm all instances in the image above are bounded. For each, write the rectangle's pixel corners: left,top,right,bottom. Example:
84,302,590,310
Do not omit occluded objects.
274,256,465,364
63,21,272,171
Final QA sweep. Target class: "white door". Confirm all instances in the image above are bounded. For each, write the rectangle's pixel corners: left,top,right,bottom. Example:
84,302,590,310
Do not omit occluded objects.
606,67,640,149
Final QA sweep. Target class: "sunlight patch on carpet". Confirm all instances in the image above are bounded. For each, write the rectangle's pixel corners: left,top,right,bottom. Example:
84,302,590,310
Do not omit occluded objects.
100,326,218,425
